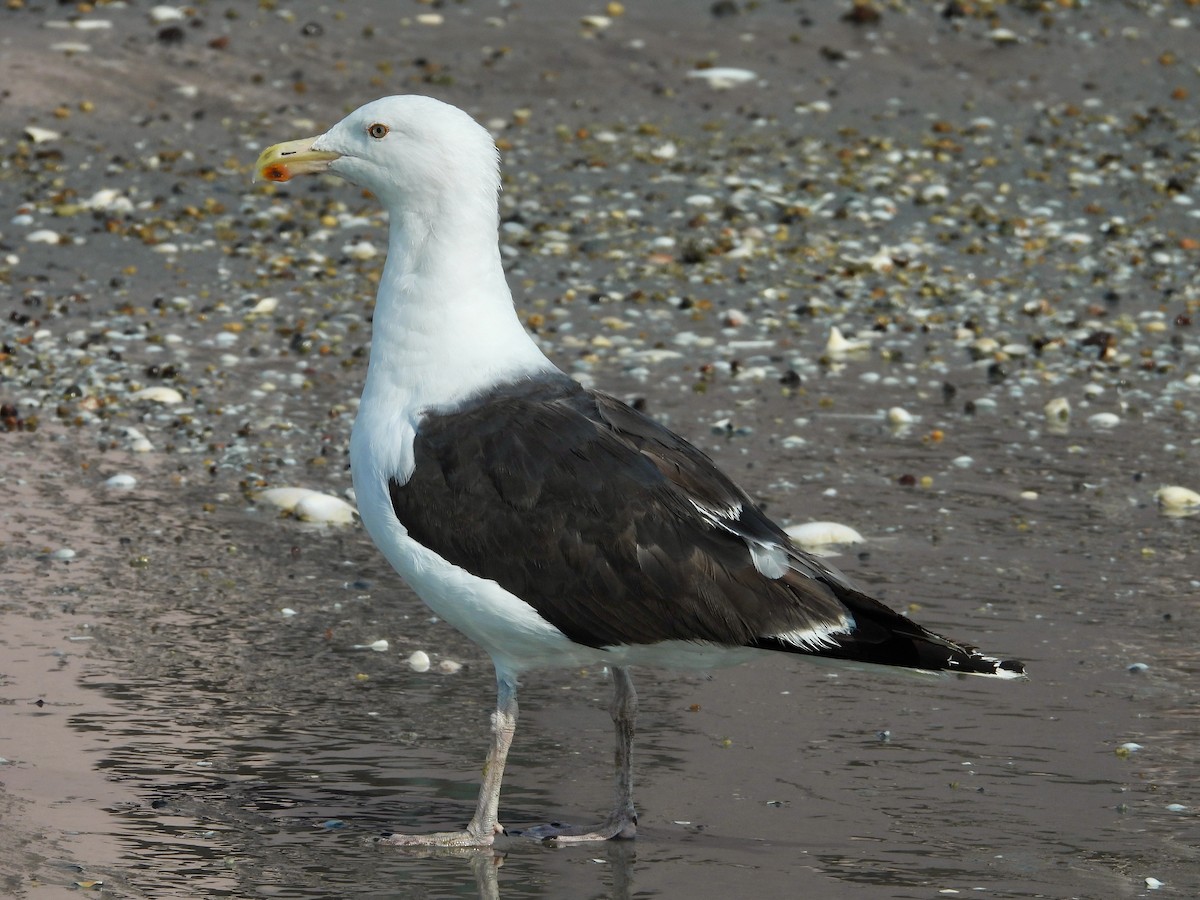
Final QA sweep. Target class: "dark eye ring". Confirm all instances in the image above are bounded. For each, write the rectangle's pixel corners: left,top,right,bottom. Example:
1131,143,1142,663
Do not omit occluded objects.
367,123,389,140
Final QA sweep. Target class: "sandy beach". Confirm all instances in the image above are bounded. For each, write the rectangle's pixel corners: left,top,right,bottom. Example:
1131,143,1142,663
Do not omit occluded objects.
2,2,1198,897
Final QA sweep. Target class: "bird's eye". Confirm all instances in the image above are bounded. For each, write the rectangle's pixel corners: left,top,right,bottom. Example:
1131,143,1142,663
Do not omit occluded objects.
367,123,389,140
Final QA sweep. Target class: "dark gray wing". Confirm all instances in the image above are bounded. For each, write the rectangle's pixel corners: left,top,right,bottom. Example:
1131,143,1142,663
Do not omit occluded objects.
387,374,852,650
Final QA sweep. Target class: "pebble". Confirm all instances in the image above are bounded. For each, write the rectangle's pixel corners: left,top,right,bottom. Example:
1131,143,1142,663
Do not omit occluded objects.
1127,662,1150,674
407,650,431,673
104,473,138,489
886,407,915,426
1145,878,1164,890
436,659,463,674
27,229,61,244
49,548,77,561
280,608,298,617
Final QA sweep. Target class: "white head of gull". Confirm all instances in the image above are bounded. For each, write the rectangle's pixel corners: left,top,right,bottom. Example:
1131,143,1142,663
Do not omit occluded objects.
256,95,1025,849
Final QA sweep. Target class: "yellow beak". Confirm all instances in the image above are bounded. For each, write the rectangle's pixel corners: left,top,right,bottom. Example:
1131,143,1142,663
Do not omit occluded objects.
255,136,341,183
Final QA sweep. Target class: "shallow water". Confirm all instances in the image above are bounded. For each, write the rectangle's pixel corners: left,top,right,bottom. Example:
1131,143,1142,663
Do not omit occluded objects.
3,1,1199,898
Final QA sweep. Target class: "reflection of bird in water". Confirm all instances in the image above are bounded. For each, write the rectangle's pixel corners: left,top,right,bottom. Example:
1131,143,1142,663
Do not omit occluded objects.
256,95,1025,848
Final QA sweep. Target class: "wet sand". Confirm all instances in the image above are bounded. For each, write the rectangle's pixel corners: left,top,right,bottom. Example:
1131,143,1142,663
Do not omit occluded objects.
2,2,1198,897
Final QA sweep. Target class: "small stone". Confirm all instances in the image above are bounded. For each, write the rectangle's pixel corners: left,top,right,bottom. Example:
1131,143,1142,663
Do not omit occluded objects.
408,650,431,672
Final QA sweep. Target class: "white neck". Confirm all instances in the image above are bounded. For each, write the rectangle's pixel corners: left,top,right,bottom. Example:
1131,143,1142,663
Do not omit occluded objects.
362,201,556,414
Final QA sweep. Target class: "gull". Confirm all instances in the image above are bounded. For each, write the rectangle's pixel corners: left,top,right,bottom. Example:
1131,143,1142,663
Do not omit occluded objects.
255,95,1024,848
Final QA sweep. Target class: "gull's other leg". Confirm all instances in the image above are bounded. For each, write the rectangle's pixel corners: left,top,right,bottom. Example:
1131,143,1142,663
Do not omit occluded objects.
525,666,639,843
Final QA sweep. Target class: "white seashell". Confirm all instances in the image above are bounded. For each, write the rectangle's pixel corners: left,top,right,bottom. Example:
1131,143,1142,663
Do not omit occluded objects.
259,487,314,512
865,248,894,273
150,5,186,24
580,15,611,29
248,297,279,315
650,142,677,160
1155,485,1200,516
105,473,138,489
24,126,61,144
353,639,389,652
27,229,61,244
131,386,184,404
342,240,378,260
436,659,464,674
785,521,865,555
86,188,133,212
1087,412,1120,429
686,68,757,89
281,607,298,617
825,326,870,355
886,407,915,426
1145,878,1164,890
1044,397,1070,422
408,650,431,673
294,492,356,524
